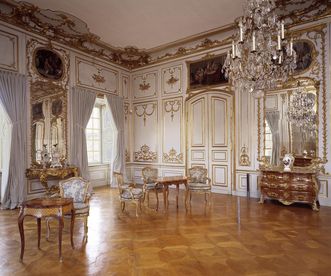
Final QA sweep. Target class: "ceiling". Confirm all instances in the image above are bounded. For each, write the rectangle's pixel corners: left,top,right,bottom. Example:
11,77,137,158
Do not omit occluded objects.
25,0,244,50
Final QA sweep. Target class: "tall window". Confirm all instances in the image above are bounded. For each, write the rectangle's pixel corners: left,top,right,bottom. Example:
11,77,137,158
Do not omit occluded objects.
86,106,102,164
86,98,114,165
265,120,273,157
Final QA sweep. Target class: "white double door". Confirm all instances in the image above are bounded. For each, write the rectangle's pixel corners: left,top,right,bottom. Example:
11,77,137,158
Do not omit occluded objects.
186,91,233,194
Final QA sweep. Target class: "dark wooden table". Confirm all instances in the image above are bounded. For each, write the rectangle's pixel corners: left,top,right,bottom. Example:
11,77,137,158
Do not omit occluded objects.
18,198,75,262
156,176,187,209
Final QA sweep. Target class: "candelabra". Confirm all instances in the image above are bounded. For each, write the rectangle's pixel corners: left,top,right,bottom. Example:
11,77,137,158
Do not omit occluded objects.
222,0,297,96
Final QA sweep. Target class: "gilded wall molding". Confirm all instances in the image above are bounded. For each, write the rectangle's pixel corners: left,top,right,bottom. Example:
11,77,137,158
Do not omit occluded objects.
164,99,181,121
134,103,157,126
0,0,329,69
163,148,183,164
134,144,157,162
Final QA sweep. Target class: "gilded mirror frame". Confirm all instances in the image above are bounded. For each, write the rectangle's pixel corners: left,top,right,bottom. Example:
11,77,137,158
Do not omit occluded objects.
257,77,326,167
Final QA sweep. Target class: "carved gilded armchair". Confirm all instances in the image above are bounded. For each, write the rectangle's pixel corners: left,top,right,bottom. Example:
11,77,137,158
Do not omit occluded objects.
142,167,164,211
185,166,212,208
114,172,144,217
46,177,90,243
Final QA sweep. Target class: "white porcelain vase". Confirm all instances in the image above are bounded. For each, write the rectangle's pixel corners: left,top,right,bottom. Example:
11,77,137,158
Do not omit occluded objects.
283,153,295,172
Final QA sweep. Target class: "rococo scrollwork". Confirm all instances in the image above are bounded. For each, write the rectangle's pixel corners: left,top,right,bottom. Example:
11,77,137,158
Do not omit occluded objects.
164,100,181,121
134,103,157,126
134,145,157,162
163,148,183,164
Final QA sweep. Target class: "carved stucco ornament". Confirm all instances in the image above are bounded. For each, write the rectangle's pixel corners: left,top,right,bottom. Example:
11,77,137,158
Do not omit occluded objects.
134,145,157,162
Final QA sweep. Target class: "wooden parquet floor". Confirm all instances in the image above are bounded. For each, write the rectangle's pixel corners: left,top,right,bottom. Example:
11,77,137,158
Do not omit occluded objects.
1,186,331,276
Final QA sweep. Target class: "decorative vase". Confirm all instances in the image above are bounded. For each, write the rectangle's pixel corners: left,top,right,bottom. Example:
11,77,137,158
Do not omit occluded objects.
283,153,295,172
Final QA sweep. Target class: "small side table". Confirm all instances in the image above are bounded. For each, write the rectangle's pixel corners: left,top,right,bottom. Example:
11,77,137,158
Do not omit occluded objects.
18,198,75,262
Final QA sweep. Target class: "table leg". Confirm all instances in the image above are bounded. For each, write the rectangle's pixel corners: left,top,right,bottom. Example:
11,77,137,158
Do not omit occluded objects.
58,216,64,262
37,218,41,249
70,209,75,249
163,186,168,210
18,212,25,262
176,184,179,209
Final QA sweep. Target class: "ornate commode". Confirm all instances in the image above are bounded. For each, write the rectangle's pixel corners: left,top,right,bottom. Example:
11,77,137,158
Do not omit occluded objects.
259,168,319,211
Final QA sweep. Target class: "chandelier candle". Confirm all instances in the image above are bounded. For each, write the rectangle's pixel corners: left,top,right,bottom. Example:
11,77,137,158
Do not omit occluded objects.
222,0,297,96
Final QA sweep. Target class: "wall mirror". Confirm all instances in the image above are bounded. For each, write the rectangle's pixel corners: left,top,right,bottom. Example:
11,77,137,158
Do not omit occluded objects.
31,81,67,166
260,78,319,167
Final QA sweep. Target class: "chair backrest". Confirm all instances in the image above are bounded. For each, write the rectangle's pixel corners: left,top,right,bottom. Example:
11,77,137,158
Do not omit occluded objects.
59,177,89,203
142,167,158,183
113,172,125,192
188,166,208,183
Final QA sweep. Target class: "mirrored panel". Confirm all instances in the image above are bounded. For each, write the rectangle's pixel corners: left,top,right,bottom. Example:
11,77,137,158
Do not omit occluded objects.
263,79,318,166
31,81,67,166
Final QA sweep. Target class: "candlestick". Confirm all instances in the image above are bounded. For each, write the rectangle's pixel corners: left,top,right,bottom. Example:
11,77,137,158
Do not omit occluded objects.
277,31,281,50
232,40,235,58
289,38,293,56
252,31,256,52
239,18,243,42
281,20,285,39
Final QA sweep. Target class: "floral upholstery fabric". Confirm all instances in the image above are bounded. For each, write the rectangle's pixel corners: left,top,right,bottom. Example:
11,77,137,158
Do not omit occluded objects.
61,178,88,203
188,183,211,190
188,167,208,183
73,203,89,214
121,188,144,200
142,167,158,183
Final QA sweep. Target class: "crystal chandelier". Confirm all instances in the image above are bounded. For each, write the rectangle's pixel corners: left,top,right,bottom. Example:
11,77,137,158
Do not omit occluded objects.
222,0,297,96
287,87,317,132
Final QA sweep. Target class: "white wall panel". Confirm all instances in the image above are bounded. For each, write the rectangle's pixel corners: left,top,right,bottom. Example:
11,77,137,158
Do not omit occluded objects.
161,65,182,96
190,98,205,147
211,97,227,146
75,57,118,94
0,30,18,72
132,71,158,99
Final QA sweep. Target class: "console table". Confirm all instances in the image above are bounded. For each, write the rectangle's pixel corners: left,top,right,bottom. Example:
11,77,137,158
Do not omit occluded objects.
259,168,319,211
26,167,79,195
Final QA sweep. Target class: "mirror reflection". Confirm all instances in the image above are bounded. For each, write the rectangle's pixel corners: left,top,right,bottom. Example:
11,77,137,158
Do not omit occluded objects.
264,84,317,166
31,84,66,165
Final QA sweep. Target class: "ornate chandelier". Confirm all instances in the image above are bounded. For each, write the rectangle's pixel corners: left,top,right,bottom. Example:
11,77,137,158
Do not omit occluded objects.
222,0,297,96
287,87,317,132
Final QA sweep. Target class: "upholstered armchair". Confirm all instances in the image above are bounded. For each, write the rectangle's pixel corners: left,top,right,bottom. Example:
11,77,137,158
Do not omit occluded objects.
142,167,164,211
186,166,212,208
114,172,143,217
46,177,90,243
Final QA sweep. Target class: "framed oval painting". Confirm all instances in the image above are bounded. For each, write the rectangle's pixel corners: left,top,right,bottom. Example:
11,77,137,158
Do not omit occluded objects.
293,40,314,74
34,48,64,80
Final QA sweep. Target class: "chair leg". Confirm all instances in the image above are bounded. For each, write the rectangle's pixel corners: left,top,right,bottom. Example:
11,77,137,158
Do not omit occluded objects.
46,217,51,241
205,192,208,203
135,202,139,217
155,190,159,211
147,192,150,207
121,201,125,212
84,216,88,243
190,192,192,202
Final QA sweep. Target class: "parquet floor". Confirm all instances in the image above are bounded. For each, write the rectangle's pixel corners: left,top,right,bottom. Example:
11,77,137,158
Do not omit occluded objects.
1,186,331,276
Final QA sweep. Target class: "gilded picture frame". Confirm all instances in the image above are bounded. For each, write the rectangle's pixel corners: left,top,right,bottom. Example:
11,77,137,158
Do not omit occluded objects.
187,53,228,92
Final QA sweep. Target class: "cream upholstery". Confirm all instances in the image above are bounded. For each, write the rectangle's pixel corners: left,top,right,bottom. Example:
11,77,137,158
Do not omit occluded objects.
142,167,164,211
114,172,143,217
186,166,212,208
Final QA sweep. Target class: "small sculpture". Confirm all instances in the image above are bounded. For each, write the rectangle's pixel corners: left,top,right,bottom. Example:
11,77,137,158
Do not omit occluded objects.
283,153,295,172
50,144,62,168
40,144,50,169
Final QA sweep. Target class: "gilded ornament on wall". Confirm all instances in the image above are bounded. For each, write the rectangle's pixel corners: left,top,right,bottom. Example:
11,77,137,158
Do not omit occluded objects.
134,145,157,162
134,103,156,126
125,149,130,162
239,145,250,166
164,100,181,121
139,80,151,91
92,70,106,83
163,148,183,164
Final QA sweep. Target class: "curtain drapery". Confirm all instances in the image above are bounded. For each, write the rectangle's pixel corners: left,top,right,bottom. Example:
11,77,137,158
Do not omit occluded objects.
105,94,125,187
0,70,27,209
266,111,280,166
70,87,96,180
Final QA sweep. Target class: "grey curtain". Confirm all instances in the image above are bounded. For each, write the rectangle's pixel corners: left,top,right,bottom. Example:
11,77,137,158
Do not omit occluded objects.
105,94,125,187
70,87,96,180
266,111,280,166
0,70,27,209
